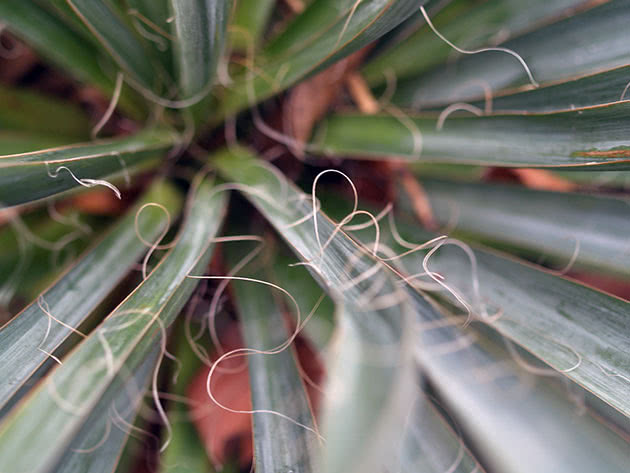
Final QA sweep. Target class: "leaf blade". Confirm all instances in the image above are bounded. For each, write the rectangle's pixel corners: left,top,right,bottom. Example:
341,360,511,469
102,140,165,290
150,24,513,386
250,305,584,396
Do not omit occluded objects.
0,129,178,207
0,179,227,473
0,181,182,412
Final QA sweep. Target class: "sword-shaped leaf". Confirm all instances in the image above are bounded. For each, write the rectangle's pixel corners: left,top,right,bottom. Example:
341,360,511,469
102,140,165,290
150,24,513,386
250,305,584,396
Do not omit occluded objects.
0,181,182,411
0,179,227,473
0,128,178,207
213,147,416,473
315,104,630,168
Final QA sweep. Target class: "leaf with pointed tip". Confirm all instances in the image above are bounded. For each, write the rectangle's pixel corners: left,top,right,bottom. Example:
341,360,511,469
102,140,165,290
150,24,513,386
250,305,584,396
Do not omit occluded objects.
218,0,424,118
0,179,227,473
0,128,178,207
315,104,630,168
0,181,182,412
169,0,232,100
392,0,630,108
213,146,416,473
230,253,318,473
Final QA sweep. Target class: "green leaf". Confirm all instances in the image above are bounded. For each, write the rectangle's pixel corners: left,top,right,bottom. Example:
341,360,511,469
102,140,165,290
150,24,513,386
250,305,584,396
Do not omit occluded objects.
0,132,70,155
315,104,630,168
0,1,143,117
272,245,482,473
66,0,159,91
363,0,586,87
403,178,630,278
319,192,630,471
230,252,318,473
0,128,178,207
416,309,630,473
0,181,182,412
422,240,630,420
169,0,233,100
470,66,630,113
126,0,174,74
0,179,227,473
218,0,423,118
213,146,416,473
271,249,335,351
159,324,213,473
0,86,90,139
0,1,110,90
397,395,482,473
230,0,275,52
0,208,95,313
392,0,630,108
54,348,160,473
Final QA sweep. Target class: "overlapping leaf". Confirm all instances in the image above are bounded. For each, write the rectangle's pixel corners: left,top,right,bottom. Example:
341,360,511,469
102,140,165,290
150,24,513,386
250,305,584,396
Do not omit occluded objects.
213,147,416,473
0,181,181,411
0,179,227,473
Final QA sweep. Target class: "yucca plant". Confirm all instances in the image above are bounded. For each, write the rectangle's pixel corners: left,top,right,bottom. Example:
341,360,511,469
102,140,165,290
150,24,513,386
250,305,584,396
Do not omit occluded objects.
0,1,629,472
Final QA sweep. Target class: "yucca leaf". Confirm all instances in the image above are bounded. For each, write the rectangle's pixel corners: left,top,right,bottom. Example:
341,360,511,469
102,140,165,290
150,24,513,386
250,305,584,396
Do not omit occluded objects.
0,179,227,473
401,179,630,277
126,0,174,73
0,208,94,313
0,128,179,207
230,253,318,473
469,66,630,113
66,0,158,91
422,240,630,420
213,147,416,473
408,162,630,189
0,86,90,139
54,348,160,473
0,181,182,412
159,324,213,473
415,308,630,473
271,250,335,351
315,104,630,168
272,246,483,473
315,191,630,471
219,0,423,118
230,0,275,52
169,0,233,101
0,132,70,155
392,0,630,108
0,1,110,93
363,0,586,87
0,1,143,117
397,394,482,473
325,191,630,420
